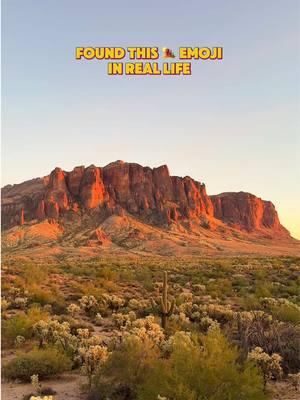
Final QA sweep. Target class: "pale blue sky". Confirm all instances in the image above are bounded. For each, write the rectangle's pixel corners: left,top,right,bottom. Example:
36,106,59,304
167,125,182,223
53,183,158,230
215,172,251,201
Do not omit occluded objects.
2,0,300,238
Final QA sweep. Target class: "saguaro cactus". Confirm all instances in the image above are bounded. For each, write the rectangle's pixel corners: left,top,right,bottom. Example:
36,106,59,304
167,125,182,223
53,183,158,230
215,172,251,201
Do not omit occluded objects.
151,271,175,329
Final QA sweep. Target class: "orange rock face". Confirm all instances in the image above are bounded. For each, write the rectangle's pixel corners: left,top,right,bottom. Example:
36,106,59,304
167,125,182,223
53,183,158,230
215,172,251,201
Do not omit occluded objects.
79,165,106,209
1,161,288,237
210,192,282,232
19,209,25,225
36,200,46,220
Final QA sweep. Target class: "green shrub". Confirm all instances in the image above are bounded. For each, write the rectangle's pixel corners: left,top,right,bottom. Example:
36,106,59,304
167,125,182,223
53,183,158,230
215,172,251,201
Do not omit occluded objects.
28,284,66,313
2,306,49,345
2,348,71,381
2,314,32,343
92,335,159,399
206,278,233,299
271,304,300,324
139,330,266,400
22,264,48,285
91,330,266,400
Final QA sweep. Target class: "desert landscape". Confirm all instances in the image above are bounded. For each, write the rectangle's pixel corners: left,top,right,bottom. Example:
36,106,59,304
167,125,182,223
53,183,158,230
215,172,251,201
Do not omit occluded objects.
1,161,300,399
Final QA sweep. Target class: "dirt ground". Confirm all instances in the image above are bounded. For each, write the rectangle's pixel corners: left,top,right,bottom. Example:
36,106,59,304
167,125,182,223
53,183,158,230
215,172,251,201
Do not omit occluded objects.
1,372,86,400
269,381,299,400
2,375,299,400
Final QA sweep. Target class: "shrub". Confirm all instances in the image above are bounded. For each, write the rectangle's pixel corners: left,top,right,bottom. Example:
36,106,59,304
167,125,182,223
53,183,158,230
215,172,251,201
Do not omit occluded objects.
2,348,71,381
22,264,48,285
91,335,159,399
2,306,49,345
139,329,266,400
2,314,31,343
28,284,66,313
91,329,266,400
271,303,300,324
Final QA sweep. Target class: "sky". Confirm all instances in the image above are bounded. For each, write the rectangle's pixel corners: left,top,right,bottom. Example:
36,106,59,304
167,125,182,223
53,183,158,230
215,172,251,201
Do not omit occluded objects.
2,0,300,239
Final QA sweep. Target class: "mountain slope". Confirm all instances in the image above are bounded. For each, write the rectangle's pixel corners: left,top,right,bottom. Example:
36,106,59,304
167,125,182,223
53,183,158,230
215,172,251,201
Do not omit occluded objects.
2,161,298,258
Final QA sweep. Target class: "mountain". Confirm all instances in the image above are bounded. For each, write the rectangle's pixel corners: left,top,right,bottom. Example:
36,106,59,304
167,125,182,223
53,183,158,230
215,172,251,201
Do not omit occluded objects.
1,161,298,258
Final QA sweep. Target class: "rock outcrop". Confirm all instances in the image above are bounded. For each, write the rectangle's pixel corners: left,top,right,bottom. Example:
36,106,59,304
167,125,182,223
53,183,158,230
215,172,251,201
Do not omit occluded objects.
1,161,289,237
210,192,285,233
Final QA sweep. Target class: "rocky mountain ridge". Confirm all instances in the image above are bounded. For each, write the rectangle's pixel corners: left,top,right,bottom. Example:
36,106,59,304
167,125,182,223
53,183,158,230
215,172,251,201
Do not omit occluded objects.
2,161,288,238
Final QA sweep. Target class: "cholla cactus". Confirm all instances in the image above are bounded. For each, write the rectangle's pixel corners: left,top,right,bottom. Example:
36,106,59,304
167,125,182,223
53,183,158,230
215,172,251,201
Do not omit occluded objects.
128,298,150,315
261,297,300,310
112,311,136,328
33,320,49,348
67,303,81,317
29,397,53,400
200,304,234,323
179,292,193,302
33,319,78,352
82,335,103,347
79,295,98,315
179,303,234,324
1,297,10,311
248,347,282,389
199,316,220,332
95,313,103,326
170,312,190,325
151,271,175,329
43,304,52,314
80,345,108,389
108,295,125,311
31,374,41,395
162,331,192,355
128,298,140,310
77,328,90,339
178,301,195,317
14,296,28,309
9,286,22,299
15,335,26,348
122,315,165,346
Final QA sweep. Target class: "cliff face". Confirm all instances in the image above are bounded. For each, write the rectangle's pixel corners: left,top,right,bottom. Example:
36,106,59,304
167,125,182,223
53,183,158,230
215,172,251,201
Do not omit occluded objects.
1,161,288,237
210,192,282,232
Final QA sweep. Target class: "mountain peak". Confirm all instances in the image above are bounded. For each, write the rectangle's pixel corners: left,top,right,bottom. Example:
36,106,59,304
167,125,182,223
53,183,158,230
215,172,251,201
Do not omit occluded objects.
1,161,291,253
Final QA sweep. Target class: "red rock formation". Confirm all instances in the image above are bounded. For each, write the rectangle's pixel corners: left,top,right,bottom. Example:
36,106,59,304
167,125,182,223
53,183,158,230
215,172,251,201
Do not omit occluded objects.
1,162,289,237
210,192,283,232
19,209,24,225
66,166,85,196
79,165,106,209
92,227,110,245
45,167,69,211
36,200,46,220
